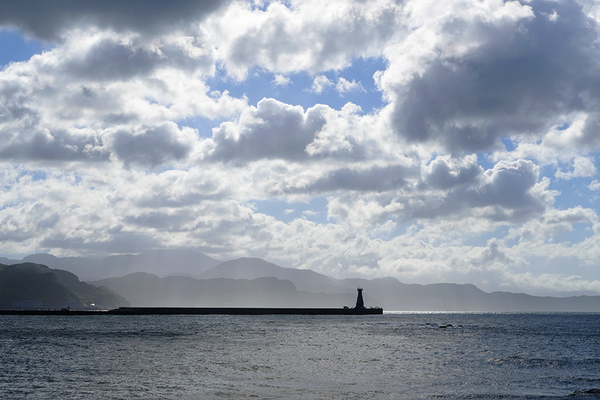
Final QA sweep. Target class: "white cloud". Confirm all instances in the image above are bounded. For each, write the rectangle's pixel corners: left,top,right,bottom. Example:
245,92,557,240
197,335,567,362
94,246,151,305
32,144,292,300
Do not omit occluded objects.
203,98,328,163
1,0,600,295
555,156,597,180
0,0,228,41
378,0,600,155
335,77,365,95
310,75,333,94
273,74,290,86
202,0,400,79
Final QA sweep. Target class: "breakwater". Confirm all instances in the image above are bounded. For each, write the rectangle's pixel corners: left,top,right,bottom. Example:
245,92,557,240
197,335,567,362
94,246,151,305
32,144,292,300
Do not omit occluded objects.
0,306,383,315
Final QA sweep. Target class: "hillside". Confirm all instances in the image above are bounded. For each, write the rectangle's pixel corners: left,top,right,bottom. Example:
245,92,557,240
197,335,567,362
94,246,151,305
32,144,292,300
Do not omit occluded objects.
0,263,129,309
92,273,362,308
199,257,346,293
19,249,221,280
336,277,600,311
4,251,600,311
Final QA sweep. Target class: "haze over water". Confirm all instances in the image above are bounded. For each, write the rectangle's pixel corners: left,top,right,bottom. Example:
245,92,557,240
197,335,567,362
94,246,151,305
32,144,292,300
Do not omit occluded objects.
2,313,599,399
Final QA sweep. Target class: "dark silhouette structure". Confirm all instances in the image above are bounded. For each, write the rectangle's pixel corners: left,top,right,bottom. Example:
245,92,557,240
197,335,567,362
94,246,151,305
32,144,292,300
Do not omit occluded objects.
355,287,365,309
0,287,383,315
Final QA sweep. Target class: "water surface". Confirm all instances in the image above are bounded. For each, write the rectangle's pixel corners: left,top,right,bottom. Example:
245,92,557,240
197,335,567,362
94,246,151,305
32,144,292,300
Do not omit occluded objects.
1,313,599,399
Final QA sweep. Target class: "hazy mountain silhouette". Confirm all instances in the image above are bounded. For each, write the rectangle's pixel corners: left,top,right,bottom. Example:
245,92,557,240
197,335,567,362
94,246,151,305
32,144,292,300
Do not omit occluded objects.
336,277,600,311
0,256,20,265
21,249,221,281
0,263,128,309
91,273,365,308
5,251,600,311
199,257,347,293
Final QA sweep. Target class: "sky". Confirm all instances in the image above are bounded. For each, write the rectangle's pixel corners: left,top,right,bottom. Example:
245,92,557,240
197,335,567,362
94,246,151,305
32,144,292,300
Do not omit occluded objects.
2,0,600,295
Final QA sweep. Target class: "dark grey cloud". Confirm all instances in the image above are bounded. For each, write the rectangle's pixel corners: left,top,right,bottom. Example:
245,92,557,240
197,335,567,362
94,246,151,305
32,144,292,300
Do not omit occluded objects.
407,160,544,222
0,0,228,40
36,213,60,231
208,98,327,163
0,129,107,162
421,156,482,190
392,0,600,153
63,40,166,82
295,165,414,194
111,123,191,167
0,231,30,242
60,38,211,83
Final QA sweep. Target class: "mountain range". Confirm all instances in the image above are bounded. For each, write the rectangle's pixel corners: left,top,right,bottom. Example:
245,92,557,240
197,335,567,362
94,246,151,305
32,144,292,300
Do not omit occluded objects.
0,262,128,309
0,249,221,281
2,250,600,311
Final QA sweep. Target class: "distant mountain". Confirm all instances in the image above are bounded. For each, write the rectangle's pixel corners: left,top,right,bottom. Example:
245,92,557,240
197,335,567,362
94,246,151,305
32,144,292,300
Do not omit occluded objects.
0,256,20,265
336,277,600,312
5,251,600,311
0,263,128,309
93,267,600,311
22,249,221,281
199,257,347,293
92,273,361,308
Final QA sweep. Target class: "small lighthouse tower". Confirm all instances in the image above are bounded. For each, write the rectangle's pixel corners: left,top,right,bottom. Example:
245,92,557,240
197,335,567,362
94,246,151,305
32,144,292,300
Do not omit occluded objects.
355,287,365,309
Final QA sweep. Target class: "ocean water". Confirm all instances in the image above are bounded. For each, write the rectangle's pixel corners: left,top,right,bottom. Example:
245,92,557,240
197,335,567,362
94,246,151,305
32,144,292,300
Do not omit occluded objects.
1,313,599,399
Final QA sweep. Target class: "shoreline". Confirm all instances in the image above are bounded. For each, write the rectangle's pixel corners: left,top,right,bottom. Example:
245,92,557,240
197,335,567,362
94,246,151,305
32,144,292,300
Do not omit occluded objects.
0,306,384,315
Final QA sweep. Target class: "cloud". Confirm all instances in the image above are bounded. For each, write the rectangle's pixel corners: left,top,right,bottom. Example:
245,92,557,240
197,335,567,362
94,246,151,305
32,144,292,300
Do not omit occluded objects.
1,0,600,295
40,232,163,255
590,179,600,191
544,206,597,225
405,159,549,223
0,128,106,162
272,74,290,87
123,210,195,230
421,154,482,190
335,77,365,95
0,31,246,164
311,75,333,94
382,0,600,153
207,0,400,79
61,39,171,82
108,122,195,167
204,98,327,163
0,0,228,40
296,164,414,194
555,156,597,180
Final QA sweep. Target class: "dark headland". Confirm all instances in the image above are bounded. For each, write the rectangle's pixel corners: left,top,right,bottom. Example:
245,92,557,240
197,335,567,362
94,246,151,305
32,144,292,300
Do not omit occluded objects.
0,288,383,315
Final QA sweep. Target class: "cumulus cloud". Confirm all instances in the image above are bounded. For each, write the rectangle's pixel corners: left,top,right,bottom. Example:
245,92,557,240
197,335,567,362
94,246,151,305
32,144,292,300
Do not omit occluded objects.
335,77,365,95
204,0,400,79
421,154,482,190
204,98,327,163
0,30,245,163
382,0,600,153
555,156,597,180
272,74,290,87
310,75,333,94
1,0,600,295
0,0,227,40
297,164,413,194
402,159,550,223
108,123,195,167
0,128,106,162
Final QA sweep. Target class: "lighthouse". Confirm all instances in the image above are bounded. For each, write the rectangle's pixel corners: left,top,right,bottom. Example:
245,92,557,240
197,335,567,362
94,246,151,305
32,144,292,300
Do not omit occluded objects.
355,287,365,309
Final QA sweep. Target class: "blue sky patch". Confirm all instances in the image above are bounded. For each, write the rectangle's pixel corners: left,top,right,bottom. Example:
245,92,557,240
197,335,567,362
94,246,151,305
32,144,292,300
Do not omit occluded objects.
0,29,46,67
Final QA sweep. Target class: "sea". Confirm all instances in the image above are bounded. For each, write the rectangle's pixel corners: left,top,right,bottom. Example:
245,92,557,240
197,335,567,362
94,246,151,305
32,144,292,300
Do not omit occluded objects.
1,312,599,399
